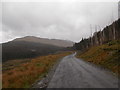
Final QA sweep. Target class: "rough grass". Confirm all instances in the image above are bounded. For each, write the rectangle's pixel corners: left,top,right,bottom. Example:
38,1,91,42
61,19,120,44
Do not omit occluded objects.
2,51,72,88
2,59,31,72
77,40,120,75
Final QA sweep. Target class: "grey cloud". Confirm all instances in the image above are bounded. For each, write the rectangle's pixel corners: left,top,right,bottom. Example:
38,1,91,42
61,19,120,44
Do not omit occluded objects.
1,1,118,43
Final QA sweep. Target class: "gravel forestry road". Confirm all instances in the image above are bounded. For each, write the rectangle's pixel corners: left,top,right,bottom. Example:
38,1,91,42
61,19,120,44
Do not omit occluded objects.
47,52,118,88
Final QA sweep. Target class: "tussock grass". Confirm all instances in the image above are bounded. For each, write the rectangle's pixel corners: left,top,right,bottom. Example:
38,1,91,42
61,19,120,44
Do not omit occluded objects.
2,52,72,88
77,40,120,75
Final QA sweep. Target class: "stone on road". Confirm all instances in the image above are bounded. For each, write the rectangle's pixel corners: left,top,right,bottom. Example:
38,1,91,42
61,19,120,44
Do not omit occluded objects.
47,53,118,88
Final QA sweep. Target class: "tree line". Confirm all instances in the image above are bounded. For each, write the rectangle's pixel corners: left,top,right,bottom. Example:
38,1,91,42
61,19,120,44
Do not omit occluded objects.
74,19,120,51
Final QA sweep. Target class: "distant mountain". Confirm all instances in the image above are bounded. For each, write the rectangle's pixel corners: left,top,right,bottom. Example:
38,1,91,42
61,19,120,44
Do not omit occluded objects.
2,36,74,62
13,36,74,47
2,41,64,62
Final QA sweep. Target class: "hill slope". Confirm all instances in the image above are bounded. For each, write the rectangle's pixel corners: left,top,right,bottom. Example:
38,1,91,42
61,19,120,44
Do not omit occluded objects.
13,36,74,47
77,40,120,75
2,41,64,62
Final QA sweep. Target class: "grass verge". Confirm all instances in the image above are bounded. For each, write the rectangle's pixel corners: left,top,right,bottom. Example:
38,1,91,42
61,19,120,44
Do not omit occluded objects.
77,40,120,75
2,51,72,88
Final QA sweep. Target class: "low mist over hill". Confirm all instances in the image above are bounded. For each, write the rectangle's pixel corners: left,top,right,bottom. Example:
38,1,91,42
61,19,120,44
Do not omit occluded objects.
13,36,74,47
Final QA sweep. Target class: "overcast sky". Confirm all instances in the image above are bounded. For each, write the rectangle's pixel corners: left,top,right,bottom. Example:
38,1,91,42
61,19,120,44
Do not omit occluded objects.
1,0,119,43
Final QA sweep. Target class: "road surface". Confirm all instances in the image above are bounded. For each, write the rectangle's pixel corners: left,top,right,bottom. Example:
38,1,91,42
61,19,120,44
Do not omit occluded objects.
47,53,118,88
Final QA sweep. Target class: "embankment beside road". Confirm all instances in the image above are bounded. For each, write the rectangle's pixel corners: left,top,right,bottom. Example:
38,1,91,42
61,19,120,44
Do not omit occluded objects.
76,40,120,75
